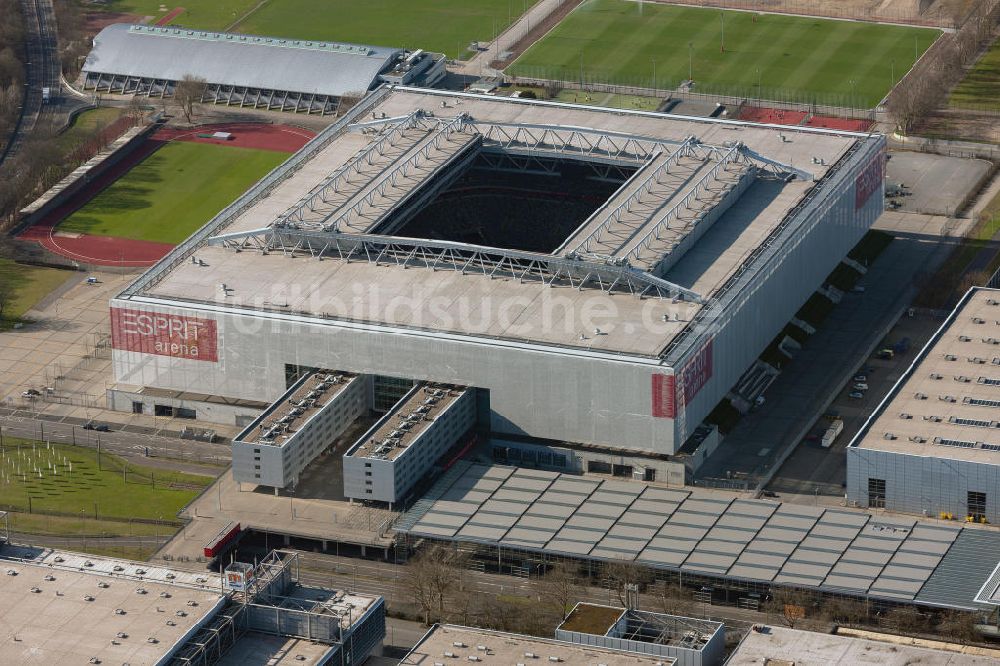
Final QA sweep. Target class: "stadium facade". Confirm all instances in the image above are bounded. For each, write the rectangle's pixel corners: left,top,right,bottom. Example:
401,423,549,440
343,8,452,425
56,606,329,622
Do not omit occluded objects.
82,24,445,114
847,286,1000,524
110,87,885,461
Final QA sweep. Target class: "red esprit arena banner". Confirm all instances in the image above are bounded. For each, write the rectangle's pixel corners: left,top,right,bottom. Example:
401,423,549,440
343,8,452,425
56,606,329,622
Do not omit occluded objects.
651,339,714,419
854,148,885,210
110,307,218,362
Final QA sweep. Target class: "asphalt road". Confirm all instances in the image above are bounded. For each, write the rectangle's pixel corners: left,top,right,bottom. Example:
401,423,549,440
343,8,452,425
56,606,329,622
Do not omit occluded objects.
0,412,231,472
1,0,61,165
695,229,953,491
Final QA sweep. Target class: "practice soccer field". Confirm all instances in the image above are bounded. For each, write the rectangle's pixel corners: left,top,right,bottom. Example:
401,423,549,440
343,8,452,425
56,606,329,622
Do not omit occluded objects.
102,0,258,31
234,0,537,58
59,141,287,245
509,0,940,107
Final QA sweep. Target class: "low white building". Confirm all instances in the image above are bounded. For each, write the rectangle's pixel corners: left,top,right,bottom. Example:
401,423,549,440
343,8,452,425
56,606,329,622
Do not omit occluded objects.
847,287,1000,523
232,371,368,490
343,384,475,506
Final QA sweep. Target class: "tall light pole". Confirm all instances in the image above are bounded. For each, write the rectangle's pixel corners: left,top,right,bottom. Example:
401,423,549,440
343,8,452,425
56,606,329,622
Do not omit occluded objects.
651,57,656,91
688,42,693,81
720,11,725,53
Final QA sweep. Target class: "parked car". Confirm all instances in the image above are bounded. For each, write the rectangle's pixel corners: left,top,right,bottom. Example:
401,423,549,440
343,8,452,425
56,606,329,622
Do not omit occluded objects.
853,374,867,382
851,285,865,293
853,383,869,391
83,422,110,432
21,389,40,398
849,391,865,400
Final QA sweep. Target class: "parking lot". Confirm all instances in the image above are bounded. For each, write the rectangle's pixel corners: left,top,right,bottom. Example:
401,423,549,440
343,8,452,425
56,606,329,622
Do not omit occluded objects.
765,312,946,501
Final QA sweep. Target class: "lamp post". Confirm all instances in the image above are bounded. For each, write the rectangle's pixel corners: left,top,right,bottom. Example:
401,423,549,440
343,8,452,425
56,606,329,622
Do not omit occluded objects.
688,42,693,81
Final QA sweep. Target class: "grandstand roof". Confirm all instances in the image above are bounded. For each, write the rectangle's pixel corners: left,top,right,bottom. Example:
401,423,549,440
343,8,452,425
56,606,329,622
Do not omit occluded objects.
851,287,1000,463
83,24,398,97
122,87,878,359
395,461,1000,611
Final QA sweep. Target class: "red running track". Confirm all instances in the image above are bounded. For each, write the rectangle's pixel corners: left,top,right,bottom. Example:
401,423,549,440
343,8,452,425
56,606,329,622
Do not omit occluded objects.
154,7,185,26
739,106,872,133
19,123,315,267
738,107,808,126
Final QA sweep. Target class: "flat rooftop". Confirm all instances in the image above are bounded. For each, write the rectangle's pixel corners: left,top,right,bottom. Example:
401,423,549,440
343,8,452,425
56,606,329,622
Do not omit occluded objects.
117,383,270,409
216,632,334,666
123,87,872,359
396,461,1000,610
0,550,223,665
279,584,380,631
347,383,466,461
237,371,358,446
401,624,676,666
853,287,1000,463
728,625,1000,665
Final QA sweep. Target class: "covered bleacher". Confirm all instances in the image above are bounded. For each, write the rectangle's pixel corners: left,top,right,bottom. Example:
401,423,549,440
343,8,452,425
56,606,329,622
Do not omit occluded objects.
82,24,402,115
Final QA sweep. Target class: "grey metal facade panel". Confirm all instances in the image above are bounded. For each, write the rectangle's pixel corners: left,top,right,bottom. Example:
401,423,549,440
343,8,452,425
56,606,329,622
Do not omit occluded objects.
667,136,886,443
84,24,397,97
848,446,1000,524
112,298,682,454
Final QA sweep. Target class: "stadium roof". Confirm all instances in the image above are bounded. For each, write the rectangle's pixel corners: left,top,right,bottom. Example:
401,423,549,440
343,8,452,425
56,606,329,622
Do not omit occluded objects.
83,24,399,97
121,87,877,360
850,287,1000,463
395,461,1000,610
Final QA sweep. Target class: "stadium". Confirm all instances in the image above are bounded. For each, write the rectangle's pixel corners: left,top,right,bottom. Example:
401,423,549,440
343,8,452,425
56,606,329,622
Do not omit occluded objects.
108,86,885,470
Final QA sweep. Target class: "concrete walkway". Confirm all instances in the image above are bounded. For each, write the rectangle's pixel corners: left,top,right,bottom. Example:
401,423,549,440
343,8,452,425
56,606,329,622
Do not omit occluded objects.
456,0,569,78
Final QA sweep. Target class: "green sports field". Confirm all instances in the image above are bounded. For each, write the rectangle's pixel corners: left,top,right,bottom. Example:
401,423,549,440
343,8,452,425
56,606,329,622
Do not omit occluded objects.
102,0,535,55
949,38,1000,111
59,142,286,244
0,259,74,329
0,438,210,521
233,0,537,58
509,0,940,107
101,0,258,31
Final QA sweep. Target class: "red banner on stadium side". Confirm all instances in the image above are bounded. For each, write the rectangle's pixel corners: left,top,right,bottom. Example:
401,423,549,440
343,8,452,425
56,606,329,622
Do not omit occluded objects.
854,149,885,209
652,339,714,419
111,307,218,362
651,373,676,418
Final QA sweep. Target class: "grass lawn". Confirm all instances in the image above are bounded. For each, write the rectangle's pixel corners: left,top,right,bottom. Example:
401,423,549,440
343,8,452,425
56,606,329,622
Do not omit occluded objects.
58,141,287,244
0,437,212,521
56,107,128,154
99,0,259,30
949,38,1000,111
234,0,538,58
0,259,75,329
509,0,939,107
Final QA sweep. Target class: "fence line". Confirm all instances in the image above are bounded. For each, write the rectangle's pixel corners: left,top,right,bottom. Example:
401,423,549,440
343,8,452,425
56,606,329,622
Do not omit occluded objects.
510,74,876,119
648,0,961,28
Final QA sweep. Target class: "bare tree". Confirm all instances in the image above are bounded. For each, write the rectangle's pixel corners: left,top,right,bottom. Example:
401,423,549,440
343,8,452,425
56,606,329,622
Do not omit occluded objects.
938,610,981,645
822,597,868,627
403,544,470,624
536,561,582,621
884,606,924,634
604,558,653,608
174,75,207,123
765,586,811,629
656,580,694,617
